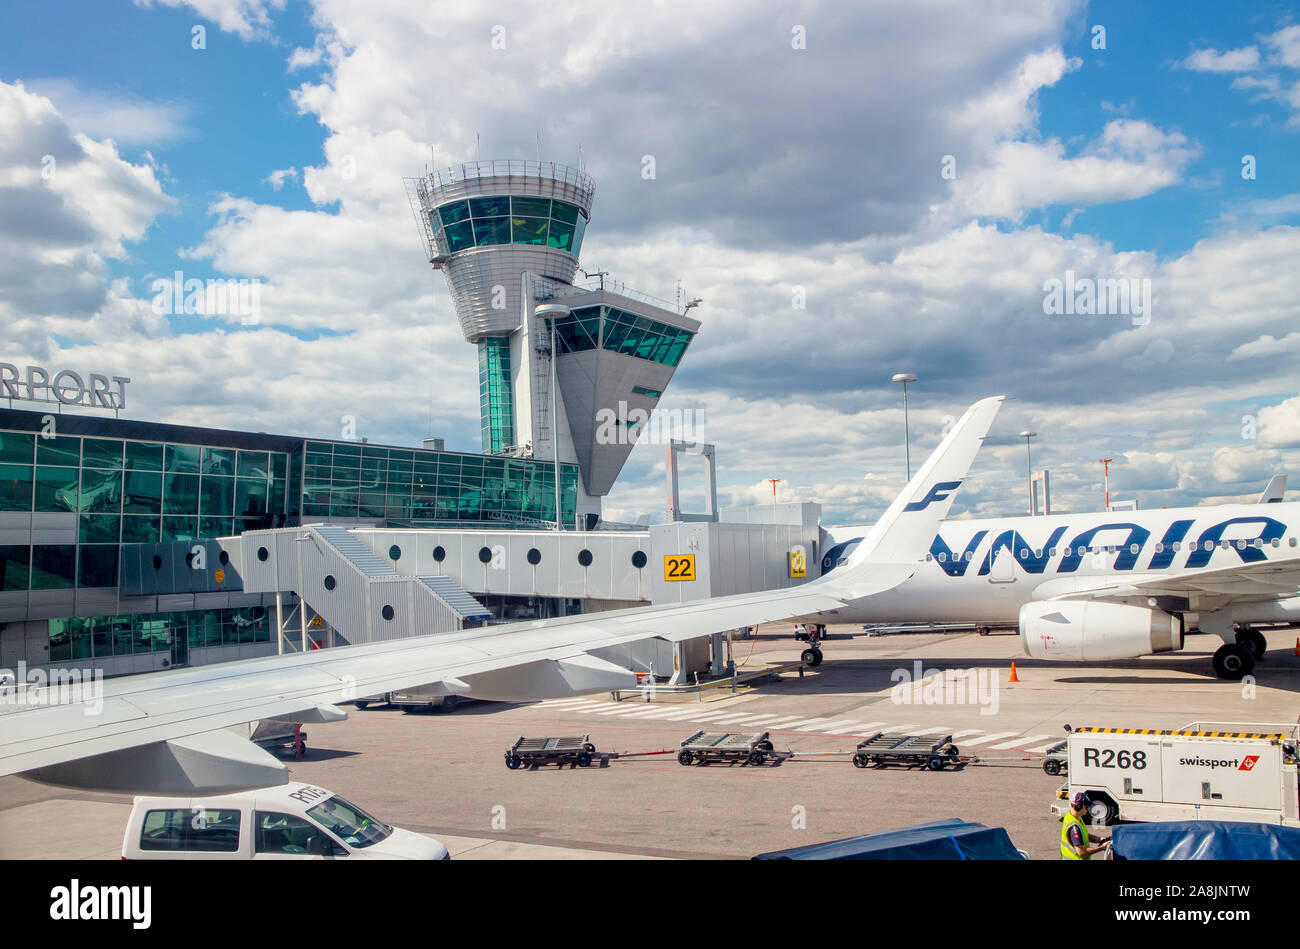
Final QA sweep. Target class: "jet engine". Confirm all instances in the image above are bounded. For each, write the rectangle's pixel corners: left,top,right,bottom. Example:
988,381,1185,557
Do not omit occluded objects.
1019,600,1183,662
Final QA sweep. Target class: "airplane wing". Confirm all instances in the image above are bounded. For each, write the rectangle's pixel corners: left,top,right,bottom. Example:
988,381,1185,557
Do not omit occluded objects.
1056,557,1300,602
0,396,1003,791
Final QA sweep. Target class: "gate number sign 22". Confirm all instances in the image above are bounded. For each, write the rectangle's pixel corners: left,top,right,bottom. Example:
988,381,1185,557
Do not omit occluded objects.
664,555,696,581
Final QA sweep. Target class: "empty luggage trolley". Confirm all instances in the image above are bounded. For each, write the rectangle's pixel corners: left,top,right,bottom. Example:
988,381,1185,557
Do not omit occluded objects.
505,735,598,770
852,733,961,771
677,731,780,767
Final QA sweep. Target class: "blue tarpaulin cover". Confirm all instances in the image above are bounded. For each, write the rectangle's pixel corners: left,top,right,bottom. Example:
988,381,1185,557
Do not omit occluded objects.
1110,821,1300,860
753,819,1027,860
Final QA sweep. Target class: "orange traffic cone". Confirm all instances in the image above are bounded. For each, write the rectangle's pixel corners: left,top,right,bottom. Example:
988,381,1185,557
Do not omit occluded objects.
1009,661,1020,683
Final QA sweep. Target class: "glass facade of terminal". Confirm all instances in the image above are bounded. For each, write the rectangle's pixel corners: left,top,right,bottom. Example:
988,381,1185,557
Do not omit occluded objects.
477,336,515,454
48,607,271,662
549,305,693,367
0,429,290,592
431,195,588,257
299,439,578,528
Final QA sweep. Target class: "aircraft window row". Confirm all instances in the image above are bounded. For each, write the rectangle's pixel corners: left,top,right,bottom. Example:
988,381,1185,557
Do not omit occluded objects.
928,536,1291,564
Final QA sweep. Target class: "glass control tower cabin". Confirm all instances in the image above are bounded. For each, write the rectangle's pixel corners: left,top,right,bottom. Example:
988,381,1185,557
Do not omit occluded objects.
405,160,701,529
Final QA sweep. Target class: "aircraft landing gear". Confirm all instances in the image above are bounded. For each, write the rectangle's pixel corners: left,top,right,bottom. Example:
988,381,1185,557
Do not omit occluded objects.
1212,642,1255,680
1235,628,1267,661
795,623,826,666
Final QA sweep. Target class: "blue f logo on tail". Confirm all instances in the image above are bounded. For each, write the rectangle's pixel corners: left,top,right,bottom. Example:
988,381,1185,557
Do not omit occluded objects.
903,480,963,512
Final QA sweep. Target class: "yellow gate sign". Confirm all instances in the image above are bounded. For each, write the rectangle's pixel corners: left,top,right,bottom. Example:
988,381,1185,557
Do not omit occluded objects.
663,554,696,582
309,616,324,629
788,549,807,579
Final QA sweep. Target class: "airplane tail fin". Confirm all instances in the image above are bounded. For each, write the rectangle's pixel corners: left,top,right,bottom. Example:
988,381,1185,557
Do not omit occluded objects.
1259,474,1287,504
830,395,1003,589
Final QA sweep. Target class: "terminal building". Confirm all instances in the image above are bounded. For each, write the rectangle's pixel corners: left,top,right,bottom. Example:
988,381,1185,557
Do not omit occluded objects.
1,161,821,684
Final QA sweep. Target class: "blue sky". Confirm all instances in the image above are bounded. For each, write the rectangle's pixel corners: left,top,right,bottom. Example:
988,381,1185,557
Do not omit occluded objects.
3,0,1299,523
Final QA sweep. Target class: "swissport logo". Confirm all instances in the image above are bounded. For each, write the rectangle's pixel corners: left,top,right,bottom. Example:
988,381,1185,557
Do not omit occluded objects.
1239,755,1260,772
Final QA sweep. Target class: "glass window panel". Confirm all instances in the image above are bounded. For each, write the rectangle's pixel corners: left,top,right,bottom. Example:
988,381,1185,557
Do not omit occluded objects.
49,618,71,662
270,452,288,480
112,617,133,655
235,477,268,516
546,219,574,251
92,618,112,658
511,196,551,218
201,447,235,475
81,438,123,469
34,467,79,512
472,217,510,246
571,212,587,257
30,545,76,589
161,516,197,543
199,516,232,537
269,478,286,515
122,470,163,513
332,442,360,457
237,451,269,479
199,476,234,516
437,200,469,225
359,490,386,518
163,473,199,514
124,440,163,470
468,195,510,217
35,435,80,467
305,441,334,454
444,220,474,252
511,216,549,244
78,545,119,588
0,432,34,464
79,468,122,513
79,514,120,544
0,463,32,511
0,545,30,592
550,200,579,225
165,444,201,473
121,515,160,544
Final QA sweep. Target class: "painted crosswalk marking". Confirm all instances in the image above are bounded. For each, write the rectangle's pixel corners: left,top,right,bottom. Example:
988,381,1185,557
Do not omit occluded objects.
909,727,955,737
844,722,887,734
990,734,1052,750
795,719,861,733
958,731,1019,746
1027,740,1064,754
948,729,985,740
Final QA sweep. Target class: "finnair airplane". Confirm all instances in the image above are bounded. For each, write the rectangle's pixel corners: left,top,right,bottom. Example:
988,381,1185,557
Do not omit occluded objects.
820,476,1300,680
0,398,1004,795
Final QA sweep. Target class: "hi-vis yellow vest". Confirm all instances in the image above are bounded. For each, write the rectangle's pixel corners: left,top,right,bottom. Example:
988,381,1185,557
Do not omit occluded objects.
1060,812,1090,860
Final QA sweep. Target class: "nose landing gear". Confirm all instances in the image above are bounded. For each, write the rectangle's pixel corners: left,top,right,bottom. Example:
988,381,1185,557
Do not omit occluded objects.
795,623,825,666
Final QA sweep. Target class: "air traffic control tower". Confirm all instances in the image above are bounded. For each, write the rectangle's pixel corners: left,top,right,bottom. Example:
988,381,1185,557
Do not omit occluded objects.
405,160,701,527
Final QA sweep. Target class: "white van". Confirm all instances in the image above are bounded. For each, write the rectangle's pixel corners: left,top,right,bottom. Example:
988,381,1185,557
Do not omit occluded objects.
122,782,449,860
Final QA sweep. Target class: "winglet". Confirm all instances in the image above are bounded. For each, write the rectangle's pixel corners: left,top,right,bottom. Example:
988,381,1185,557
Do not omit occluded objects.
841,395,1004,572
1259,474,1287,504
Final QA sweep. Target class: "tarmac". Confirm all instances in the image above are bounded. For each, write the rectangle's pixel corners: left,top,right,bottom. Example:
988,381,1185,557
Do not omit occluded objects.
2,624,1297,860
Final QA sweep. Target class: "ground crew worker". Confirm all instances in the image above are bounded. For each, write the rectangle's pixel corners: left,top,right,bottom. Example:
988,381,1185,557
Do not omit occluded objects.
1061,792,1109,859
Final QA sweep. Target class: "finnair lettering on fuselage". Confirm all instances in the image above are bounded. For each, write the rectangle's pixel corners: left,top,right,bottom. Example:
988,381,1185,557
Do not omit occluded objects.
928,512,1288,576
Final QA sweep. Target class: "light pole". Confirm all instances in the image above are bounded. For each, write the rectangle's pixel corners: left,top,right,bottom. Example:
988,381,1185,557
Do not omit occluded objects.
765,478,781,521
891,373,917,480
1019,431,1037,515
1100,458,1113,513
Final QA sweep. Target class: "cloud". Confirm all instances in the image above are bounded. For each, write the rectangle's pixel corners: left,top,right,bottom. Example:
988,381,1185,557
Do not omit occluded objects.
952,120,1200,220
23,79,189,146
132,0,286,40
1182,46,1261,73
0,81,172,326
264,166,298,190
1258,393,1300,449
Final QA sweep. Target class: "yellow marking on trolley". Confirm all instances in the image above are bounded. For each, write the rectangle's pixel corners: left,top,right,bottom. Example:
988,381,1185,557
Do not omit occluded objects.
1074,726,1284,740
